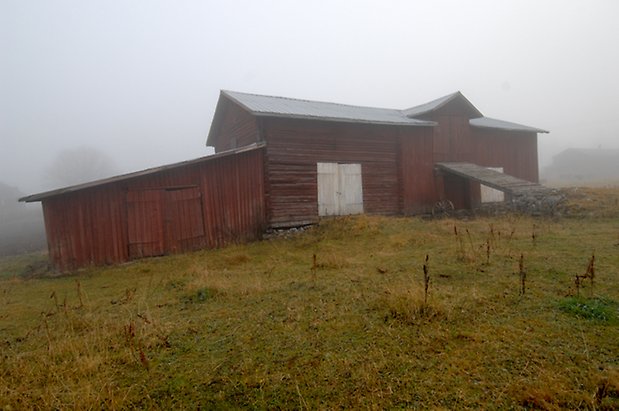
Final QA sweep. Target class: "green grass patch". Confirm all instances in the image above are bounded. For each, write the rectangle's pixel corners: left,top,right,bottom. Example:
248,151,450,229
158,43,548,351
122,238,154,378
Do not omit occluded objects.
559,296,619,323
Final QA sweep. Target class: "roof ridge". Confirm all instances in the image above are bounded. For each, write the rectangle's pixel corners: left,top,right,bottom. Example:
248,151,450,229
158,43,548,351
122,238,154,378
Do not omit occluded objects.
222,89,401,112
402,91,483,118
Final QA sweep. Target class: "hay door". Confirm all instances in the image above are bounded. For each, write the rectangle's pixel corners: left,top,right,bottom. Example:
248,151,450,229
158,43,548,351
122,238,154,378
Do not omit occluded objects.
317,163,363,216
481,167,505,203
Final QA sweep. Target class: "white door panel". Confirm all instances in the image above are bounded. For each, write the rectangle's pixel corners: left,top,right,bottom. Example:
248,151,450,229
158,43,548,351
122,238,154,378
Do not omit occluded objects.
317,163,338,216
481,167,505,203
339,163,363,214
317,162,363,216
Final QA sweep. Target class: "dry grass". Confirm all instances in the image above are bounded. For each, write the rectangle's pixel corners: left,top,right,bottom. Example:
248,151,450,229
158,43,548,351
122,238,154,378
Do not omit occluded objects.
1,192,619,409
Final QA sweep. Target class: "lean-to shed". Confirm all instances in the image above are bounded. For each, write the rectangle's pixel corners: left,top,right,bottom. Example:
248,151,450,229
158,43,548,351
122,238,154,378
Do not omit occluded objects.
20,145,266,271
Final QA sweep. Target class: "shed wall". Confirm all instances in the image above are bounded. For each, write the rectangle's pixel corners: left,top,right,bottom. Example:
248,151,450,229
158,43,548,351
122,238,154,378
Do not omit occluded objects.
42,148,266,271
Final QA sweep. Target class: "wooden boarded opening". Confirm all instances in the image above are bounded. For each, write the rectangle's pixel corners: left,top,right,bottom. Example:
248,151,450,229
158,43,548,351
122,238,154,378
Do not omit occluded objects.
127,186,205,258
317,163,363,216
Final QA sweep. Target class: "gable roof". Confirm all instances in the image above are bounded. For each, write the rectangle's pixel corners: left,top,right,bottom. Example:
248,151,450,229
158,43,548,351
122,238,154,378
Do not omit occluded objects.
470,117,549,133
207,90,548,147
221,90,436,127
402,91,483,118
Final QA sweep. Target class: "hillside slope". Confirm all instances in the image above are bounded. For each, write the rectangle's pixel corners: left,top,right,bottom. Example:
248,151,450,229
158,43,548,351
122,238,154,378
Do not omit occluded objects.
1,210,619,408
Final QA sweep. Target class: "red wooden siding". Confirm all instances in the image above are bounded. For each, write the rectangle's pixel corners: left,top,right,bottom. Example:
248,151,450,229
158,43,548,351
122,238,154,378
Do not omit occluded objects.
127,189,165,258
42,148,266,271
263,118,433,226
470,129,539,182
399,127,437,214
210,99,259,152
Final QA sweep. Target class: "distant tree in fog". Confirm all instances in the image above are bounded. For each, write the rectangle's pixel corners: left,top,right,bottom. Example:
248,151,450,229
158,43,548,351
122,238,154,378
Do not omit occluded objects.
0,182,46,256
46,146,118,188
0,182,25,215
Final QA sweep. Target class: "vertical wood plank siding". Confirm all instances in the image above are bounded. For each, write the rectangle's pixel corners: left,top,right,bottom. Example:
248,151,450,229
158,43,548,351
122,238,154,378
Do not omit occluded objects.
42,148,266,271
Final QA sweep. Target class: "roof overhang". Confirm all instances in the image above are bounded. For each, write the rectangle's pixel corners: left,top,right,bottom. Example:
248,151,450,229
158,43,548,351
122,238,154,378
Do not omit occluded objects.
19,143,266,203
469,117,549,134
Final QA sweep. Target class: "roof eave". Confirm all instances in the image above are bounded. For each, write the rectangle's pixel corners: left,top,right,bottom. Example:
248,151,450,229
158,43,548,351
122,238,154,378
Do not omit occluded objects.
19,142,266,203
470,122,549,134
250,111,436,127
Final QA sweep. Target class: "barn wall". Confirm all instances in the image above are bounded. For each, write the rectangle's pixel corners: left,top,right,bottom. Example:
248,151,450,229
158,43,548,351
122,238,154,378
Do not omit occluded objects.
399,127,437,214
470,129,539,182
42,148,266,271
263,118,433,226
424,106,539,206
211,99,259,152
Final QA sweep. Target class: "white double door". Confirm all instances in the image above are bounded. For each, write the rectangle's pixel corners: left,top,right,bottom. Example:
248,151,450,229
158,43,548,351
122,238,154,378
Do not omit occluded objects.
317,162,364,216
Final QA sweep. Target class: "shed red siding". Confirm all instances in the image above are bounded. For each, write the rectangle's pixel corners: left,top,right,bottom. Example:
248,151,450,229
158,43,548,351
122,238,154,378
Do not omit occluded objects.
41,148,266,271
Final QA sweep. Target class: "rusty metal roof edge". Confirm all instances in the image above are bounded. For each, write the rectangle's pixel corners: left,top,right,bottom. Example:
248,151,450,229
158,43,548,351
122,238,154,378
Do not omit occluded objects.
19,142,266,203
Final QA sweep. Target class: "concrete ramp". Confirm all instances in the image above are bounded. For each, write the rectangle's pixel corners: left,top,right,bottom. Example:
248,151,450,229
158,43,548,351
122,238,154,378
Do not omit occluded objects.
436,162,563,214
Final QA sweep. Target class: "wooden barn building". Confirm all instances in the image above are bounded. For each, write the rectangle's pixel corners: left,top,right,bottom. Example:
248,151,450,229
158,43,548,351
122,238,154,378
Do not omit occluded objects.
21,90,548,271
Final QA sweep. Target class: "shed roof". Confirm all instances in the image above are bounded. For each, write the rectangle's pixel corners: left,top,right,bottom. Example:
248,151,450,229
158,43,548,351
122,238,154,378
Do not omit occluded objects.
470,117,549,133
221,90,436,127
19,143,265,203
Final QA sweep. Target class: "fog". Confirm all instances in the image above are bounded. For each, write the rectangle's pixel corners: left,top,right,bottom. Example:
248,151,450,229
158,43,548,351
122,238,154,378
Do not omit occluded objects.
2,0,619,195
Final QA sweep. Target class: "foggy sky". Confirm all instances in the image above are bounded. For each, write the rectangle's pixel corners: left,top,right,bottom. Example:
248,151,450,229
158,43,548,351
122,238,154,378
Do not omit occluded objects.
2,0,618,194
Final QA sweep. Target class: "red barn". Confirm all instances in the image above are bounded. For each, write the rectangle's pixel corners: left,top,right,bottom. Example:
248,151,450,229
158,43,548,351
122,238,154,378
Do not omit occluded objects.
207,90,547,225
21,90,547,271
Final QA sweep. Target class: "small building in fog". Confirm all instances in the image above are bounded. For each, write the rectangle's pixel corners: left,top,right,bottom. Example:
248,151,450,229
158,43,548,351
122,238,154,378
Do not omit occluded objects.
543,148,619,184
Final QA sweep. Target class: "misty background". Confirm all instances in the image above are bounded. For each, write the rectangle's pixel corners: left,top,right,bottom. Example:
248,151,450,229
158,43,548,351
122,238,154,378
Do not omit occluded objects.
1,0,618,254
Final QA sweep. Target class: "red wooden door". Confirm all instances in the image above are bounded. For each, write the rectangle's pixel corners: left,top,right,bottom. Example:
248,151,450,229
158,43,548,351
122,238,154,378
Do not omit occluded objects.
127,187,205,258
127,190,165,258
163,187,205,253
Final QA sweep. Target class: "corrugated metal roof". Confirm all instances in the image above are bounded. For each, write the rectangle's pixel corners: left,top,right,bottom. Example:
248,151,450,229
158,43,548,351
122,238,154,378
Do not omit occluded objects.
19,143,266,203
402,91,483,118
222,90,436,127
470,117,549,133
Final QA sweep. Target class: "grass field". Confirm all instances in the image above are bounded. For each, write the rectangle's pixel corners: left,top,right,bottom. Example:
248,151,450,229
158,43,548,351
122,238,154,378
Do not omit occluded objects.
1,190,619,409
